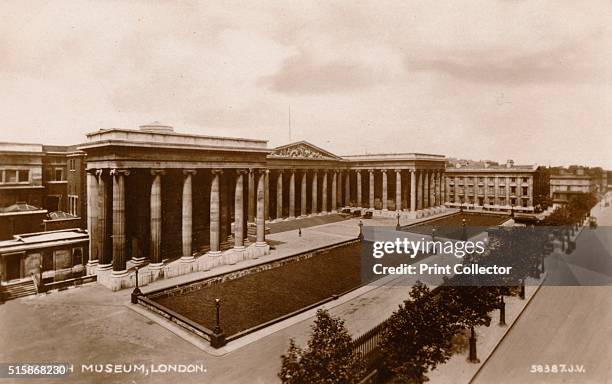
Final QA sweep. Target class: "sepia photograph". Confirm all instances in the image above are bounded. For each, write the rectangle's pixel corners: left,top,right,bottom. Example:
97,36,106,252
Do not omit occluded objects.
0,1,611,383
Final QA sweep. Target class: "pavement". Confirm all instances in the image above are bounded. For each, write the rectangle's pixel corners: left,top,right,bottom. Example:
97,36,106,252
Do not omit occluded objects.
471,201,612,384
0,214,432,384
3,205,597,384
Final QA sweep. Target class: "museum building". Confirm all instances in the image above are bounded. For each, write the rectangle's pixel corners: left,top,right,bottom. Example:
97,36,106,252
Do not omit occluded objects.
80,122,447,290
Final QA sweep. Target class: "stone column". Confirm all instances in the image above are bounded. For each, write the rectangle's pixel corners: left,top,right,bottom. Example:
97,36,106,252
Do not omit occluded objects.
369,169,375,209
417,170,423,210
234,170,246,249
345,171,350,207
321,171,328,213
86,171,99,268
423,170,431,209
181,170,196,262
356,170,362,208
311,171,318,214
441,172,446,205
382,169,388,210
209,170,222,254
410,170,417,212
289,170,296,218
264,170,269,221
331,171,337,212
276,170,283,220
111,169,129,275
336,171,342,208
247,169,255,223
395,169,402,211
96,170,111,269
256,170,266,246
429,171,435,207
150,170,163,266
300,171,307,216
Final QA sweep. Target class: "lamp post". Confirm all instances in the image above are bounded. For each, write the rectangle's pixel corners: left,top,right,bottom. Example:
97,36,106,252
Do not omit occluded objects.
519,278,525,300
130,267,142,304
468,326,480,363
396,212,401,230
211,298,226,348
461,218,467,241
358,220,363,240
499,295,506,326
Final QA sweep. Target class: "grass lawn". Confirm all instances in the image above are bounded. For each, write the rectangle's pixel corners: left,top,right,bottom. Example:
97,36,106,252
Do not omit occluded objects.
405,212,508,239
153,242,364,336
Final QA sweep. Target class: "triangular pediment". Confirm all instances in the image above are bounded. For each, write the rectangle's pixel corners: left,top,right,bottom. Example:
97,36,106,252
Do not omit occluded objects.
270,141,341,160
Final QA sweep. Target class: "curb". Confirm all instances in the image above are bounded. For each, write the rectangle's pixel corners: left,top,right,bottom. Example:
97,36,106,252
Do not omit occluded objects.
468,273,547,383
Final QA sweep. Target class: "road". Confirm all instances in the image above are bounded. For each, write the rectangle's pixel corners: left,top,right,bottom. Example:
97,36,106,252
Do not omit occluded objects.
472,204,612,383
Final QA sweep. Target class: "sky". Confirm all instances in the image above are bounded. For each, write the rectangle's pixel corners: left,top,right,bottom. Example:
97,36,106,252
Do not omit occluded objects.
0,0,611,168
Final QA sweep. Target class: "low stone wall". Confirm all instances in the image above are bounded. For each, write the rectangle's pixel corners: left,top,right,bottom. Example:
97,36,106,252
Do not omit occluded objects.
97,242,270,291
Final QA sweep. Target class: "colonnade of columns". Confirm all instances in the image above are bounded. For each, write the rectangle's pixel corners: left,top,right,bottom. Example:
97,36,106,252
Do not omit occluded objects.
86,167,267,276
85,166,445,276
265,168,445,221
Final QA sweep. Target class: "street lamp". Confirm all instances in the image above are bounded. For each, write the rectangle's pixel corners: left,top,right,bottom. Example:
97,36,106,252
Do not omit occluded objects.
396,212,401,230
358,220,364,240
131,266,142,304
210,298,226,348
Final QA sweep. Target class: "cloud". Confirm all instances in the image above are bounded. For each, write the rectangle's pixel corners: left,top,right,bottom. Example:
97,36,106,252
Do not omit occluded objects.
403,32,604,85
259,50,382,94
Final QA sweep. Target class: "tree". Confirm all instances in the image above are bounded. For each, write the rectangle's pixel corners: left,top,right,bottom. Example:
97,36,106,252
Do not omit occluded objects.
381,282,458,383
278,309,363,384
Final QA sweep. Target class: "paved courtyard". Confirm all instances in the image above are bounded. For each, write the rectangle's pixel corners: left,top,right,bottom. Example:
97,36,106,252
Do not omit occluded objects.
0,214,449,384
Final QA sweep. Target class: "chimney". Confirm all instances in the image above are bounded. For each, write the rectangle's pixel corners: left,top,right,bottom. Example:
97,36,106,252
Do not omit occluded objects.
506,159,514,168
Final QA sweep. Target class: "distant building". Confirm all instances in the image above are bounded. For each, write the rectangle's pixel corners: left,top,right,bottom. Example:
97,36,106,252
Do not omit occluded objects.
444,159,550,213
0,143,86,240
549,166,601,204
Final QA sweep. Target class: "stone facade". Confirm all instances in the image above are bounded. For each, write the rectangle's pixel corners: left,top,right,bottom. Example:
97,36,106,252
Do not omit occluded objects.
79,124,447,290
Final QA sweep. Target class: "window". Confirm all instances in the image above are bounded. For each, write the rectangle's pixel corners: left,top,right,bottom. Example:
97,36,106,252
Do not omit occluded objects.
511,177,516,183
69,159,76,171
522,177,528,183
511,186,516,194
68,195,79,216
5,170,17,183
54,168,63,181
522,187,528,196
18,170,29,182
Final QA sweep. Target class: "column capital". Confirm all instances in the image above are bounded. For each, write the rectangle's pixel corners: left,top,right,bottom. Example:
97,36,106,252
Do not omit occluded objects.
381,169,387,174
235,169,248,175
86,168,98,175
257,168,269,175
211,169,223,176
95,169,104,177
276,169,284,174
110,169,130,176
150,169,166,176
183,169,197,176
368,168,375,174
395,169,402,173
354,169,361,174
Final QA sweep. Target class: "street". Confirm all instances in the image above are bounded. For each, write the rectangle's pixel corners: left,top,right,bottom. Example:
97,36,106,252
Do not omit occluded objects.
472,204,612,383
